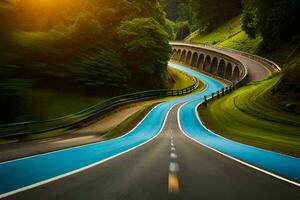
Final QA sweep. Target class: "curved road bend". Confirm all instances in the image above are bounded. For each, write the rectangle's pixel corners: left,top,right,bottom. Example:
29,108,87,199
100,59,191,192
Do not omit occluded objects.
5,104,300,200
1,63,300,199
170,42,272,81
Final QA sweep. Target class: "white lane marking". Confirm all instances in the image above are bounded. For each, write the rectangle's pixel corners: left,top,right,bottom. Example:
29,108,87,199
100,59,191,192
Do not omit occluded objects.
1,104,164,165
0,104,177,199
169,162,179,173
170,153,178,159
177,103,300,188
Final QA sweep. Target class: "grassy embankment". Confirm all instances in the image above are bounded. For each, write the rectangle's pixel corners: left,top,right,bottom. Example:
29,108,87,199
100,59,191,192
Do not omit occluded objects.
187,16,262,54
199,76,300,157
187,15,300,157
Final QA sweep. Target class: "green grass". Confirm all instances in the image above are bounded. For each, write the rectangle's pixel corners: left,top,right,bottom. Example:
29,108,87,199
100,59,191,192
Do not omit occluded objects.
105,103,158,139
14,89,105,121
199,76,300,157
169,67,195,90
187,15,262,54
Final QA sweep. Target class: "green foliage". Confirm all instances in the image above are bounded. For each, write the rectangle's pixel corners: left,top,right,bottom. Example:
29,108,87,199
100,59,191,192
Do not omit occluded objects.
70,49,130,93
200,76,300,156
242,0,300,50
187,16,263,54
241,0,258,39
0,0,172,123
190,0,241,31
118,18,171,89
174,20,190,40
160,0,191,22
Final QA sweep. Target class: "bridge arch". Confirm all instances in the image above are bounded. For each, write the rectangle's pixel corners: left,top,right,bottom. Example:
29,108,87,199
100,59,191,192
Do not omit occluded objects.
211,57,218,74
180,50,187,62
191,52,198,67
232,67,240,82
177,50,182,60
225,63,233,79
185,51,192,64
197,54,205,69
171,49,177,59
217,59,226,77
203,55,211,72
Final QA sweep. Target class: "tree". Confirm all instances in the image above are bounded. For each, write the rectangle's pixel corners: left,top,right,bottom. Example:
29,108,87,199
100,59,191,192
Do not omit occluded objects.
118,18,171,89
242,0,300,50
160,0,191,22
190,0,241,31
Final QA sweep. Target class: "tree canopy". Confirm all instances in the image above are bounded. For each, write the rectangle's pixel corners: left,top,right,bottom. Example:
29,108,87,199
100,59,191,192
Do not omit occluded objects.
190,0,241,31
0,0,172,96
242,0,300,50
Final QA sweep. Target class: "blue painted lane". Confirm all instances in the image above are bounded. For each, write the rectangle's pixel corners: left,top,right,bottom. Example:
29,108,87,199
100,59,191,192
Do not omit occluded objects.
0,103,169,194
177,65,300,183
0,62,213,196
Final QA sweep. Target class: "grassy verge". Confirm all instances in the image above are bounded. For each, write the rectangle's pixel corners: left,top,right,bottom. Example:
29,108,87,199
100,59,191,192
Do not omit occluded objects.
104,103,158,140
198,75,300,157
169,67,195,89
187,15,262,54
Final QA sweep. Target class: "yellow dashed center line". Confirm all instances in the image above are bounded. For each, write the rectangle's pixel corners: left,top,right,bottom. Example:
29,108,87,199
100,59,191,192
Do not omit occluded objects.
168,173,180,194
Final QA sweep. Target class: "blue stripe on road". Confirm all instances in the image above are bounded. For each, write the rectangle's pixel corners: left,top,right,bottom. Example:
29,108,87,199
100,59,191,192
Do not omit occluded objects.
0,62,218,196
1,62,299,196
174,62,300,183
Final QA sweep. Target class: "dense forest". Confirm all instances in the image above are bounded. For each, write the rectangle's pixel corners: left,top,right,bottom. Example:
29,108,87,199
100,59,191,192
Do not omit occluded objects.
0,0,171,94
0,0,172,122
0,0,299,122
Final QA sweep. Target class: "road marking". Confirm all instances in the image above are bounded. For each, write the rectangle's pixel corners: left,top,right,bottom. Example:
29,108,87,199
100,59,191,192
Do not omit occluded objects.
0,104,177,199
168,162,180,194
168,173,180,194
169,162,179,173
170,153,178,159
177,103,300,188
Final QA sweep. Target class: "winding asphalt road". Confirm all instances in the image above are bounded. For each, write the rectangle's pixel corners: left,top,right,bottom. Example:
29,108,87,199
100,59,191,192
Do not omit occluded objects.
1,61,300,199
5,105,300,200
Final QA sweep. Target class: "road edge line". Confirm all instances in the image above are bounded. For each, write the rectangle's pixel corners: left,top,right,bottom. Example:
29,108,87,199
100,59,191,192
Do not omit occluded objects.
0,103,176,199
1,104,163,165
177,102,300,188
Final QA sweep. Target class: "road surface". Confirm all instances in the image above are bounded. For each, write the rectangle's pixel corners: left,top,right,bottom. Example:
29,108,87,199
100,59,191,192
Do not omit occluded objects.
0,63,299,199
4,104,300,200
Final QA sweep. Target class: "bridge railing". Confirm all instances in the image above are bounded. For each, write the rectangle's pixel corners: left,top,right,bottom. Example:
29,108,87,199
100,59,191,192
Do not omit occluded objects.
170,40,281,73
170,41,281,109
0,76,200,138
169,41,248,85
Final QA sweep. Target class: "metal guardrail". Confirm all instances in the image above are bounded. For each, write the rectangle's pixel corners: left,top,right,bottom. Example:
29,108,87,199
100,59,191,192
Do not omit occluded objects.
0,76,200,138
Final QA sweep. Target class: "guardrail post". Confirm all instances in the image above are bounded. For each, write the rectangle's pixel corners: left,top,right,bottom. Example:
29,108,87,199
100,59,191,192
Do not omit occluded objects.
204,95,207,107
217,91,220,98
211,92,214,100
222,88,225,96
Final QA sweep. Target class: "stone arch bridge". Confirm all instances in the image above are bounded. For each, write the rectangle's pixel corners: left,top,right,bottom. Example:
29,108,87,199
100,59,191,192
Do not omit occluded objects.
170,43,247,83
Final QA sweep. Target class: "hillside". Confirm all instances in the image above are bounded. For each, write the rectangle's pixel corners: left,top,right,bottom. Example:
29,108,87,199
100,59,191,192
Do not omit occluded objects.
187,16,262,54
188,15,300,156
